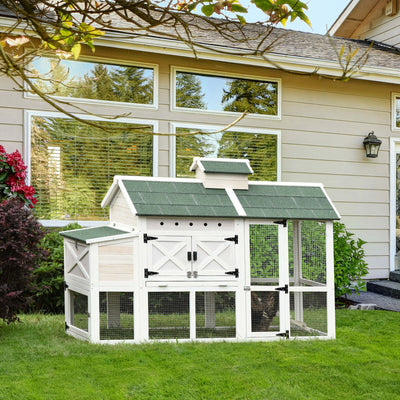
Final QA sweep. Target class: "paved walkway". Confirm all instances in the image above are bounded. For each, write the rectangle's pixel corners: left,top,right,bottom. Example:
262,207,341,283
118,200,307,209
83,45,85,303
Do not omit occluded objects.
346,290,400,312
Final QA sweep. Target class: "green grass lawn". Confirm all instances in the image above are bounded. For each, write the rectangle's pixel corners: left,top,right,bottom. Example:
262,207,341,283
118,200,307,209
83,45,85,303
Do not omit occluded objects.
1,310,400,400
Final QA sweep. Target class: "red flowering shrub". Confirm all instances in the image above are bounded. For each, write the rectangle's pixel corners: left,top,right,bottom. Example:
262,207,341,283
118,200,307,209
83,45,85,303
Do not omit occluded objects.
0,199,46,323
0,145,37,208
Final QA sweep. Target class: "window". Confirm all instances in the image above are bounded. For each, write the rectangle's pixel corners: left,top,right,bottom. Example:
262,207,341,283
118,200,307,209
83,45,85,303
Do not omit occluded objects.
27,112,157,224
172,124,280,181
30,58,157,107
173,68,280,118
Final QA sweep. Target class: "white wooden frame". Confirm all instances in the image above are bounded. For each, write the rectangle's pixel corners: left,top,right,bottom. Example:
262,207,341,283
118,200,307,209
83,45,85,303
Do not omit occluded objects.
389,138,400,271
170,66,282,120
169,122,281,181
25,56,159,110
24,110,159,227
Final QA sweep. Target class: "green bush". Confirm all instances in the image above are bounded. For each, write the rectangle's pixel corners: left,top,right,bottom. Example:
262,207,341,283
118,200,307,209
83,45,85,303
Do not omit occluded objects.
31,223,81,314
333,222,368,298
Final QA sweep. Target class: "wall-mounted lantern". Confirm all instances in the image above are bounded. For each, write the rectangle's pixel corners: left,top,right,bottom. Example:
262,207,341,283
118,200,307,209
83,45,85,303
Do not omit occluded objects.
363,131,382,158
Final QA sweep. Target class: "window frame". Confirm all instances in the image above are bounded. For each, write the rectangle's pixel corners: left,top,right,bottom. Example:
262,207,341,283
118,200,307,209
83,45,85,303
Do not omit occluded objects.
170,66,282,120
169,122,281,180
25,57,159,110
24,110,159,227
392,92,400,131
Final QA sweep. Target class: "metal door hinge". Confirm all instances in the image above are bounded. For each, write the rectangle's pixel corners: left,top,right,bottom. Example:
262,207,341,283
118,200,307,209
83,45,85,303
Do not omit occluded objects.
65,322,69,331
224,235,238,244
225,268,239,278
144,234,158,243
144,268,159,278
276,330,289,339
275,284,289,294
64,281,69,291
274,220,287,228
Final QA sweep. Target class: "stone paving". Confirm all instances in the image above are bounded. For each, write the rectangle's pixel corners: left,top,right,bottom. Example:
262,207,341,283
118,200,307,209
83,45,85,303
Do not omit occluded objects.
346,290,400,312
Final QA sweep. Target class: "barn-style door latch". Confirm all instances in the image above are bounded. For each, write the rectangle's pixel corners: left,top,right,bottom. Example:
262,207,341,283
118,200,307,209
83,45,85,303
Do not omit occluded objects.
144,234,158,243
275,284,289,294
144,268,159,278
224,235,238,244
225,268,239,278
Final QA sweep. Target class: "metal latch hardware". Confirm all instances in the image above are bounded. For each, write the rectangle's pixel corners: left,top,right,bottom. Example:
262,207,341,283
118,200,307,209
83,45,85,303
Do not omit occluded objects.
224,235,239,244
276,330,289,339
144,234,158,243
193,271,198,278
144,268,159,278
275,284,289,294
274,220,287,228
225,268,239,278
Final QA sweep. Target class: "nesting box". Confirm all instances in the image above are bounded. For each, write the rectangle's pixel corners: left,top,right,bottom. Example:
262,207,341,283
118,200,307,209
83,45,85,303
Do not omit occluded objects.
61,158,340,343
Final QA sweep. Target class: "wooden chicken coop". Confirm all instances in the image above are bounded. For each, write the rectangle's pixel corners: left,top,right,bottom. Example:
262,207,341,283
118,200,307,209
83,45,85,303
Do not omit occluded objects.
61,157,340,343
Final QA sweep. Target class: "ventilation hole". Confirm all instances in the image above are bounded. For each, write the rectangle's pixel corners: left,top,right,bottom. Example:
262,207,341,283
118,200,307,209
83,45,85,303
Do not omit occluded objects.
175,222,179,226
160,222,164,226
204,223,208,226
189,222,193,226
218,223,222,227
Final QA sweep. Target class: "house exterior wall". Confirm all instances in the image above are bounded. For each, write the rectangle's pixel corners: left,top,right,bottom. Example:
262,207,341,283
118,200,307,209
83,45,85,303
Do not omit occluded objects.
349,0,400,46
1,44,398,279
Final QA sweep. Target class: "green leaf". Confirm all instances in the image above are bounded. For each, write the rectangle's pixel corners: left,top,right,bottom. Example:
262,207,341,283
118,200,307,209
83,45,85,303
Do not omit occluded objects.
201,4,215,16
231,4,248,13
237,14,246,24
71,43,81,60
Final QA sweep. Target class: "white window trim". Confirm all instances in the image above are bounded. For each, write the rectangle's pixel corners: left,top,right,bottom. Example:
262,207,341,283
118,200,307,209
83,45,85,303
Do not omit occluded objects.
169,122,281,181
391,92,400,131
24,110,159,227
170,66,282,120
25,57,159,110
389,137,400,271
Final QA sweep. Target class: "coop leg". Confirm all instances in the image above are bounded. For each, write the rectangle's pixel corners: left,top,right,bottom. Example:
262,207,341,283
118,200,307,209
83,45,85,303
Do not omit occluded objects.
107,292,121,328
204,292,216,329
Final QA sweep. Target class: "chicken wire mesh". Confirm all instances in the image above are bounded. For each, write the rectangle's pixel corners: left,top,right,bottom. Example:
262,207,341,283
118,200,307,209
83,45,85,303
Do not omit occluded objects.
288,221,327,286
249,224,279,286
196,292,236,338
290,292,327,337
251,291,280,333
99,292,134,340
148,292,190,339
70,290,88,331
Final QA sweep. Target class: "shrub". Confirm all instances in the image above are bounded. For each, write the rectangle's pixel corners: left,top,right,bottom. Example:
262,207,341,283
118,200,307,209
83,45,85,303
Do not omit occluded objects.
0,199,45,323
31,223,82,314
333,222,368,298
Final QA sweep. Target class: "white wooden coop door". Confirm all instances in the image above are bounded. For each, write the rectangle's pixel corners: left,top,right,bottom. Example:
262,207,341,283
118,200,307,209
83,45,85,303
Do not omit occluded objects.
145,235,237,280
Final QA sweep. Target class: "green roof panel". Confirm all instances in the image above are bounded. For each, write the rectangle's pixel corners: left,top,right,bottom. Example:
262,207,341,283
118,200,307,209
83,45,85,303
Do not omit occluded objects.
200,160,252,175
60,226,129,243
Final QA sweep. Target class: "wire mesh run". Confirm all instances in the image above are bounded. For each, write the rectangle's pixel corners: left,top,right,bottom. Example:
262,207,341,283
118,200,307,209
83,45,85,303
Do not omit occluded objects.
196,292,236,338
250,224,279,286
148,292,190,339
99,292,134,340
288,221,327,287
251,291,280,333
290,292,327,337
70,291,88,332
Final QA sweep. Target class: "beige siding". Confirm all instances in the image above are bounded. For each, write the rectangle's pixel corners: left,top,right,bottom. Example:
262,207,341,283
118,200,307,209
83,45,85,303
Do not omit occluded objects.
98,242,134,282
1,45,397,279
351,0,400,46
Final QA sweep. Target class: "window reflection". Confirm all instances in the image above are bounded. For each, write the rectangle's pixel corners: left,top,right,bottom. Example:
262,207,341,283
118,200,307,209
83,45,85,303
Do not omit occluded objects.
175,71,278,115
31,58,154,105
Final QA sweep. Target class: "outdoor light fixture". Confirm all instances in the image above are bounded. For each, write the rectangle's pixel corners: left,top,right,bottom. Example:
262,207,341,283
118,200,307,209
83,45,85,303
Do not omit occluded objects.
363,131,382,158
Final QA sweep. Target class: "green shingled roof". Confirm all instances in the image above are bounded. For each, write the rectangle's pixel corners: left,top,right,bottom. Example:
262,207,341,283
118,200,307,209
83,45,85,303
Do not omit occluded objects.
123,180,239,218
60,226,129,243
234,185,339,220
200,160,252,175
119,179,339,220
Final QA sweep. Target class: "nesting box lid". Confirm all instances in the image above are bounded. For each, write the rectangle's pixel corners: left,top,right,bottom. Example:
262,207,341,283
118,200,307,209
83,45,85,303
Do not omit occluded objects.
60,226,136,244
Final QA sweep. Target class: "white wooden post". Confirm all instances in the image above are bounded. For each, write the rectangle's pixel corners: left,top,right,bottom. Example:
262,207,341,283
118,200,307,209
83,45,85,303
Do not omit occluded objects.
278,224,290,333
325,221,336,339
107,292,121,328
204,292,216,328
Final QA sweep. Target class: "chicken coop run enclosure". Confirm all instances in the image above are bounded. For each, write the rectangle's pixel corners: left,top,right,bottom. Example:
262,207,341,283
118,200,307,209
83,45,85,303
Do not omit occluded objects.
62,158,339,343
